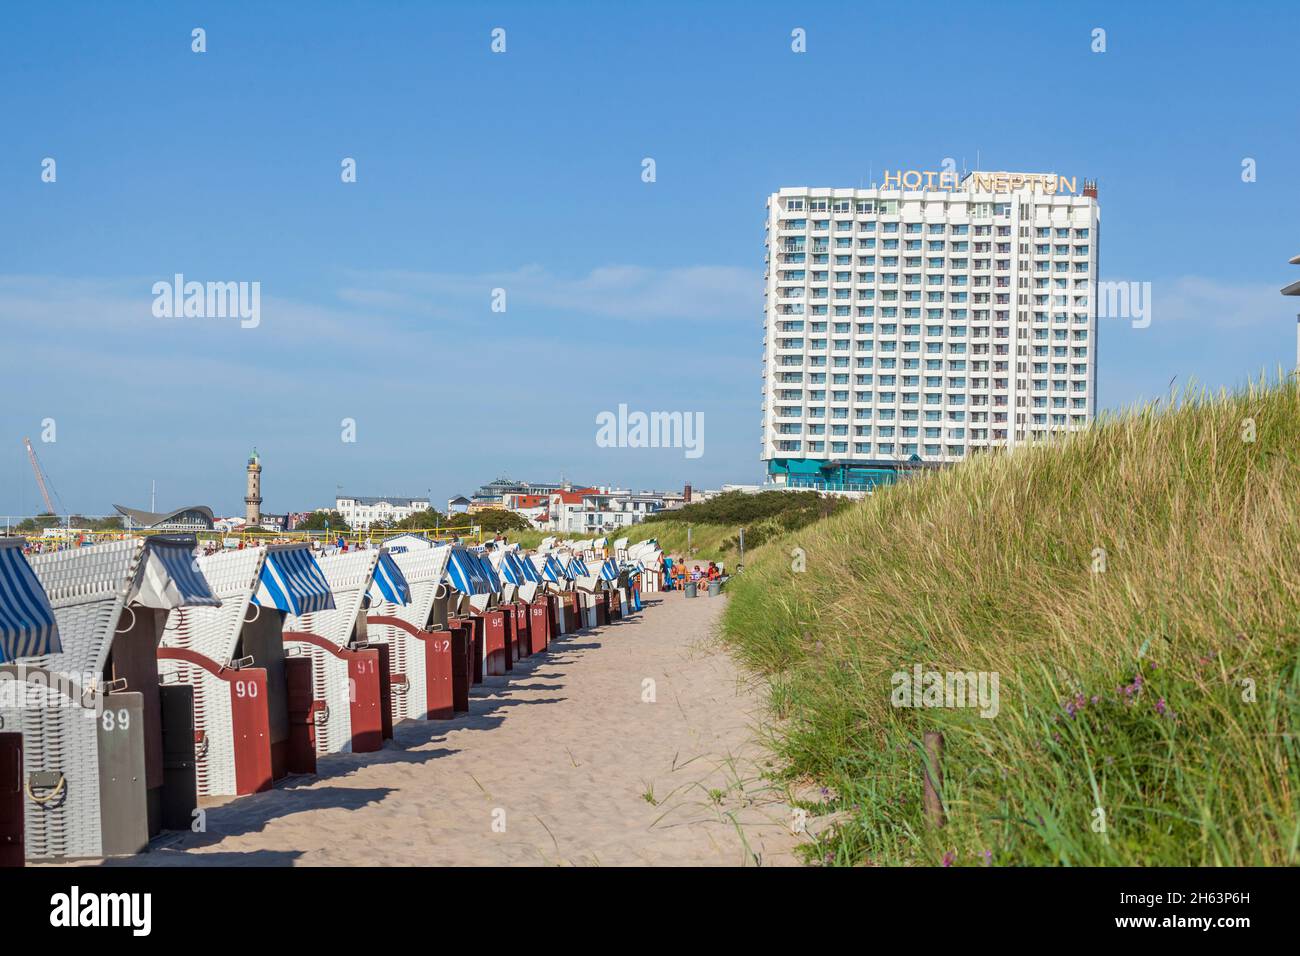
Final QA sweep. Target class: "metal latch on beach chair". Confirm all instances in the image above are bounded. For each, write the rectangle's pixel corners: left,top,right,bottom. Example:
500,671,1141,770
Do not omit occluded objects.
194,731,209,760
228,655,255,670
390,674,409,695
26,770,66,806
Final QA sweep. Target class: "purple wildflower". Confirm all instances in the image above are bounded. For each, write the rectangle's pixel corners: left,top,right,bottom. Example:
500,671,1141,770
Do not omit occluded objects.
942,851,956,867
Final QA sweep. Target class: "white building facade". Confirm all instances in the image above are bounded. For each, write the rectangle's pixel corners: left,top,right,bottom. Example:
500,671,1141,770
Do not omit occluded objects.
762,170,1099,492
334,495,431,530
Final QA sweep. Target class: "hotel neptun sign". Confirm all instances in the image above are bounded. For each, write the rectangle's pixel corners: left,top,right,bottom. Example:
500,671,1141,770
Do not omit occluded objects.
880,169,1080,194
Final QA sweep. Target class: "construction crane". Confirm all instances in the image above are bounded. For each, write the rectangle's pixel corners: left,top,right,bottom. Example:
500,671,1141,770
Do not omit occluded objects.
23,437,60,516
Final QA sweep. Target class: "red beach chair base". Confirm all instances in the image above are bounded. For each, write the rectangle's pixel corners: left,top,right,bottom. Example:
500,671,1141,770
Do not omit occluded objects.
367,616,462,719
529,600,553,652
475,609,511,677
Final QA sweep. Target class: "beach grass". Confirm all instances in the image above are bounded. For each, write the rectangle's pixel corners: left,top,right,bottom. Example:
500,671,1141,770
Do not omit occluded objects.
720,375,1300,866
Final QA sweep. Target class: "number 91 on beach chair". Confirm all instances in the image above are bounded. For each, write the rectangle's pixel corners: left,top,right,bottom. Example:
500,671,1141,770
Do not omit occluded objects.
280,549,411,757
366,537,461,722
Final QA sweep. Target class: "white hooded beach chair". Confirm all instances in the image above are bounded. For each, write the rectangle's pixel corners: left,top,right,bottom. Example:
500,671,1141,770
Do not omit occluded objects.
155,543,335,794
1,536,219,860
366,541,459,721
629,540,664,592
568,554,604,629
531,552,577,634
281,550,392,756
446,547,513,677
0,538,60,866
156,547,267,797
494,547,548,653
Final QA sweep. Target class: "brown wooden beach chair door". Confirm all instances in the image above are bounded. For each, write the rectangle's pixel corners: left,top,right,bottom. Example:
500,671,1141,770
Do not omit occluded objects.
0,733,22,867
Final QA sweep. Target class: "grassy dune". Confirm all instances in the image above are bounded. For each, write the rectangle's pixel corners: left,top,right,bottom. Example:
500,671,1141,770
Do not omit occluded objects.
721,378,1300,866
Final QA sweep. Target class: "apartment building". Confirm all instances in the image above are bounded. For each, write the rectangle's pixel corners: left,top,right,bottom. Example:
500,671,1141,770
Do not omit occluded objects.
762,169,1099,492
334,494,431,530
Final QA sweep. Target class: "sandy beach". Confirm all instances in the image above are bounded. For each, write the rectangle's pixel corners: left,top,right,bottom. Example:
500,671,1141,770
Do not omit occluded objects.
95,591,802,867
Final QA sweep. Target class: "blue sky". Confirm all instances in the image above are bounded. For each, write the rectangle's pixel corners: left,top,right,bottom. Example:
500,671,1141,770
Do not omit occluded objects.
1,0,1296,517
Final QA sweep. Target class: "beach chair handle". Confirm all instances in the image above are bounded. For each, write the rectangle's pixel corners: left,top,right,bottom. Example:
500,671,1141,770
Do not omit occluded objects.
243,602,262,624
194,731,209,760
314,704,330,725
114,605,137,634
26,771,66,806
229,655,255,670
391,676,409,695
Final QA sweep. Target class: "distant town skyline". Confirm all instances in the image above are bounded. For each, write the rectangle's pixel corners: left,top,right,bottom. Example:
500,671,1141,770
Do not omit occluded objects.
3,1,1297,515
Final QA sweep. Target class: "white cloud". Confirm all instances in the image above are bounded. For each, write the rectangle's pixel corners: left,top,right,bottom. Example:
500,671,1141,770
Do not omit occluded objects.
1108,275,1289,330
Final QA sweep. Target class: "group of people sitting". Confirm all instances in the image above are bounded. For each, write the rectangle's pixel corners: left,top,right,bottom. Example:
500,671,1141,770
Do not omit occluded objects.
668,560,722,589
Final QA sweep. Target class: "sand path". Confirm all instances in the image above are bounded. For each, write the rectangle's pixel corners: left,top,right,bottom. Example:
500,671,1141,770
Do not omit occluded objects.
102,592,802,867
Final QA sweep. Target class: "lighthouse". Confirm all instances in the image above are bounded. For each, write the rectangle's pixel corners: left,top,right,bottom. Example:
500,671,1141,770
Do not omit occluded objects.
245,448,263,526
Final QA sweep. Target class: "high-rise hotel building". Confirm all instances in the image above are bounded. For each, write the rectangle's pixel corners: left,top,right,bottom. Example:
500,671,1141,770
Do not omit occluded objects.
761,170,1100,491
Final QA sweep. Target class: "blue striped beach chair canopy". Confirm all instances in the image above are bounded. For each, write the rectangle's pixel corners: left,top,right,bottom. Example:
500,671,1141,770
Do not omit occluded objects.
129,535,222,610
0,538,61,662
504,550,541,585
471,550,501,593
496,550,526,586
599,557,621,582
369,549,412,605
532,553,566,583
446,546,492,596
567,555,591,577
518,552,543,584
253,544,336,615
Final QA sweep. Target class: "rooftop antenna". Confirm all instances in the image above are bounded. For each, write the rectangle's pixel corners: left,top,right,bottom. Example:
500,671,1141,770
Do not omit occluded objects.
976,149,981,171
151,479,156,513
